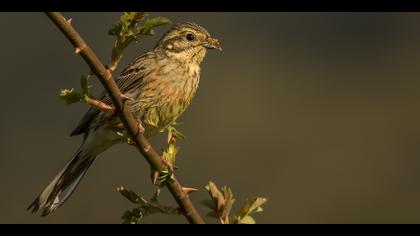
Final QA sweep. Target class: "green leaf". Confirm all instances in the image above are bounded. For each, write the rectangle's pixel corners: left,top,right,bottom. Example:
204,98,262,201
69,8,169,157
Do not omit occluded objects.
162,142,178,170
108,13,170,72
205,182,225,212
59,88,83,105
109,12,145,37
232,197,267,224
204,182,236,224
221,186,235,220
120,187,180,224
156,169,174,187
137,16,171,36
120,12,137,26
108,23,123,36
121,208,143,224
237,197,268,217
166,125,185,143
238,216,256,224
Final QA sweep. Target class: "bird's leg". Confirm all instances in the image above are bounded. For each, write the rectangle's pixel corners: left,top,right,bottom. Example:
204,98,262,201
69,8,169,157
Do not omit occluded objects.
112,118,173,184
110,122,135,145
110,118,146,145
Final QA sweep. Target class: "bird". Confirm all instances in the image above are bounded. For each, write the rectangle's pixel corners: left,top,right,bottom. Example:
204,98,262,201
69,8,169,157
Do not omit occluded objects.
27,22,221,216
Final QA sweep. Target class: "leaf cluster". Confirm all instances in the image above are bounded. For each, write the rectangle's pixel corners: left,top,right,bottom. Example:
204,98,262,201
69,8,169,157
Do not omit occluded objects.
202,182,268,224
59,75,91,105
108,12,171,71
118,187,180,224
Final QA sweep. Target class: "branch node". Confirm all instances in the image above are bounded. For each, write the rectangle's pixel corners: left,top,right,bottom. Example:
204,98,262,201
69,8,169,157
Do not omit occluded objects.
74,45,86,54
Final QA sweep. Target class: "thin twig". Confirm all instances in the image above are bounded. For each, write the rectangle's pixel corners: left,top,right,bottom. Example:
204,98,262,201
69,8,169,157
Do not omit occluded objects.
45,12,205,224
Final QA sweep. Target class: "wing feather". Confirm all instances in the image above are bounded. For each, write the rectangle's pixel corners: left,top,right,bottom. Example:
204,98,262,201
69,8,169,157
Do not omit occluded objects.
70,52,155,136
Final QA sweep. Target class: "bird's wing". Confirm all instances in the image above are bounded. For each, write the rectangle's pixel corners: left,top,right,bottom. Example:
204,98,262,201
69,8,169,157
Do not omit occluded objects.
70,52,156,136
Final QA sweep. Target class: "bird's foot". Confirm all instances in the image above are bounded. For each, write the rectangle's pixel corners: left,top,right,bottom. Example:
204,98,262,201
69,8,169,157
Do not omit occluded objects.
111,121,145,145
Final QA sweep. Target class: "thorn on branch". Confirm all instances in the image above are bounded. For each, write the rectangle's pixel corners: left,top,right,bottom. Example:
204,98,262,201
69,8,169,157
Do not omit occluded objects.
85,97,114,113
67,18,72,25
151,169,159,185
182,187,199,195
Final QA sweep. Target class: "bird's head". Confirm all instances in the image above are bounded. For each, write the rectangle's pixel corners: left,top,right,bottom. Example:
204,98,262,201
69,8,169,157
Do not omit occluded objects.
156,22,221,64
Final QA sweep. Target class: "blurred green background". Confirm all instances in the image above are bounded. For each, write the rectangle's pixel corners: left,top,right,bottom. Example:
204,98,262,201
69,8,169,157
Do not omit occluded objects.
2,12,420,223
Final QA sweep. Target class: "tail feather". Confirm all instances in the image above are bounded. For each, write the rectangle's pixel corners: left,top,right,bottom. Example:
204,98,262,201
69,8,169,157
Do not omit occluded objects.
27,149,95,216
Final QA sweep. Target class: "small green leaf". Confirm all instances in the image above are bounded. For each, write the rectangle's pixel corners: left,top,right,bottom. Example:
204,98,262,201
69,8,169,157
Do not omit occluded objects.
120,187,180,224
237,197,268,217
108,23,123,36
232,197,267,224
108,13,170,72
166,125,185,143
59,88,83,105
162,142,179,170
250,206,264,214
156,169,174,186
221,186,235,220
238,216,256,224
120,12,137,25
121,208,143,224
137,16,171,36
205,182,225,211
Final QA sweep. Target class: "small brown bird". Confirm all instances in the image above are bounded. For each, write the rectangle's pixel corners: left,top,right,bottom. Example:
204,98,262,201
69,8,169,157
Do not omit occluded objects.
28,22,221,216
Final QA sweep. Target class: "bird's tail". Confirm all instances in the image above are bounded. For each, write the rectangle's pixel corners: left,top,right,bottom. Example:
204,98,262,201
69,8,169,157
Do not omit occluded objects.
27,148,96,216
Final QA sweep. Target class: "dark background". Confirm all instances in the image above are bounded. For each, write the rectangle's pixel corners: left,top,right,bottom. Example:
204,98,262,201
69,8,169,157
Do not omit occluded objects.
2,12,420,223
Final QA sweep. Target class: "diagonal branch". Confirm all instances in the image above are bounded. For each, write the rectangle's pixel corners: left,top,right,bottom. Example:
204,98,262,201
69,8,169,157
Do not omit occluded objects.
45,12,205,224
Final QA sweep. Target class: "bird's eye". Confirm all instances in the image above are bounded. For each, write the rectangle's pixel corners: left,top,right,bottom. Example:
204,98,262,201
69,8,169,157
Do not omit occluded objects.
186,33,195,41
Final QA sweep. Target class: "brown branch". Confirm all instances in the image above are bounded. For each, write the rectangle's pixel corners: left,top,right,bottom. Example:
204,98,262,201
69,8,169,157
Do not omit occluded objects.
45,12,205,224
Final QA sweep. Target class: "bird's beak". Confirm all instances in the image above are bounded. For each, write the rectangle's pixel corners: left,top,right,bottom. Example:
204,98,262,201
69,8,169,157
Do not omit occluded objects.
204,37,222,51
